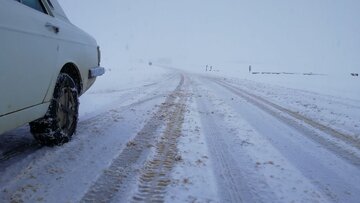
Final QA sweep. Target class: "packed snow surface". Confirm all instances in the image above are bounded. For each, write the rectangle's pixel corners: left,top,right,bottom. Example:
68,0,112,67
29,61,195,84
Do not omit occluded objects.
1,65,359,202
1,0,360,202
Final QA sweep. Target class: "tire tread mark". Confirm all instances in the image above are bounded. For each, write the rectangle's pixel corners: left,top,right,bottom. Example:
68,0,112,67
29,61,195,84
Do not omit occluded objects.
217,79,360,150
131,82,187,202
191,81,248,203
212,79,360,167
80,75,185,203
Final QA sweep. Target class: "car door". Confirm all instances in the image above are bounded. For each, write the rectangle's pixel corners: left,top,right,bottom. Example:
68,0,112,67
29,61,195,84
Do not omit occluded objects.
0,0,59,116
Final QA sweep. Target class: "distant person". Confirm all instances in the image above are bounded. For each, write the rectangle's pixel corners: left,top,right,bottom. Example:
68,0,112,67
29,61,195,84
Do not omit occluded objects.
206,65,208,71
249,65,252,73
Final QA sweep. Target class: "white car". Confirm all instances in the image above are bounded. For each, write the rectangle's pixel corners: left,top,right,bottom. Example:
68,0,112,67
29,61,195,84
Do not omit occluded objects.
0,0,105,146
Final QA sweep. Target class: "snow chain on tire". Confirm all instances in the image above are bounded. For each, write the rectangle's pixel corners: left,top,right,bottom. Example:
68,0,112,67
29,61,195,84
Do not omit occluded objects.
30,73,79,146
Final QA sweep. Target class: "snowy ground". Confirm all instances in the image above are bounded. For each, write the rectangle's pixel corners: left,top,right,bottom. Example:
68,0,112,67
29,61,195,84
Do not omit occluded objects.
0,65,359,202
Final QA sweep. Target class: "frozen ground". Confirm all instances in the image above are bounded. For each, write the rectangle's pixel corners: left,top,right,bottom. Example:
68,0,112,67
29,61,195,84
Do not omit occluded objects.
0,65,360,202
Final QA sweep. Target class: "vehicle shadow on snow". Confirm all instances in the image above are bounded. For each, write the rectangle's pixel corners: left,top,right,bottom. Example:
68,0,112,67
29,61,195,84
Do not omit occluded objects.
0,126,41,167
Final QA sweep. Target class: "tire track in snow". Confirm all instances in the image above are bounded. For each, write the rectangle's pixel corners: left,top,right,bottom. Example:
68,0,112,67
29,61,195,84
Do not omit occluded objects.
0,74,179,168
218,79,360,148
0,75,184,202
80,74,186,202
0,142,39,163
190,79,265,203
0,87,168,168
74,74,183,143
212,78,360,167
131,84,187,202
79,73,179,122
87,73,178,95
0,126,41,168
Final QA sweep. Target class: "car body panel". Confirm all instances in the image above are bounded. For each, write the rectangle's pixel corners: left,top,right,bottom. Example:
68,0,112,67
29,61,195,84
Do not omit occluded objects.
0,0,59,115
0,103,50,135
41,4,99,100
0,0,104,135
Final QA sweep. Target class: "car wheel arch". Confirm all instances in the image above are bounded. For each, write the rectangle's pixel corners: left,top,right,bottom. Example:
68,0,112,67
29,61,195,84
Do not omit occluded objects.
60,62,83,94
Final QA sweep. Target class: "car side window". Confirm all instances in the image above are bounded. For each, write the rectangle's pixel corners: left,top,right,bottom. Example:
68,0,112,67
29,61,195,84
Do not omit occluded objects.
21,0,47,14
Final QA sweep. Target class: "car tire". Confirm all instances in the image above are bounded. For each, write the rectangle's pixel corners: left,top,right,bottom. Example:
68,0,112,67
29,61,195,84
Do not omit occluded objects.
30,73,79,146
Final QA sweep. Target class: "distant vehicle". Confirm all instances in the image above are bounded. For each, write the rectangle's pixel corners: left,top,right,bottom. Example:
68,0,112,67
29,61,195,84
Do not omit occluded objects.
0,0,105,146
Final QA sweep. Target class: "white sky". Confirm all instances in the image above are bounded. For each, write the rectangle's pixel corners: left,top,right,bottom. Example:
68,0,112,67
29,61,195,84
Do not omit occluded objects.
59,0,360,74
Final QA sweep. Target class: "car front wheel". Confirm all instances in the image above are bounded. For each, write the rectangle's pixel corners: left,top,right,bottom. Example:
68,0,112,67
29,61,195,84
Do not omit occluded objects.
30,73,79,146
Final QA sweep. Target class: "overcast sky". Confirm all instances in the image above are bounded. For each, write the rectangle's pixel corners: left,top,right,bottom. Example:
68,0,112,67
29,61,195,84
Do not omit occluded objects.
59,0,360,74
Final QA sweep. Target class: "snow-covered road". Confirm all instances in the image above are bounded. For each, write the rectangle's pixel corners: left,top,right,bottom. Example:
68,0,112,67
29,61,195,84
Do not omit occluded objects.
1,69,359,203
